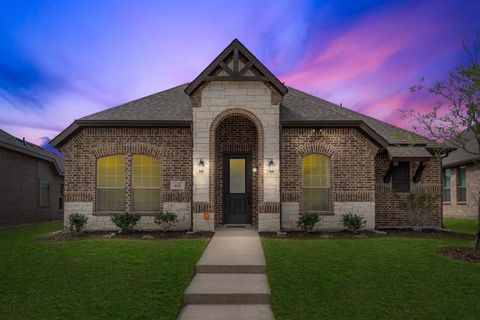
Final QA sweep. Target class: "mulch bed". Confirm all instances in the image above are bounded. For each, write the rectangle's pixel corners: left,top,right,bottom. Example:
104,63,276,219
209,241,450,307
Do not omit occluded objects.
439,247,480,262
41,230,213,242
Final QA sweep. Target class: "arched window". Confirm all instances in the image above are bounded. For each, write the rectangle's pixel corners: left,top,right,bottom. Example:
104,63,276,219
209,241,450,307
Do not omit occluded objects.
302,154,330,212
97,155,126,211
132,155,161,211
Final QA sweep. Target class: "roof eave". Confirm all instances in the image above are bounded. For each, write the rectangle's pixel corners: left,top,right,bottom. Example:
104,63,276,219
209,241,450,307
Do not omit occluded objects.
51,119,192,148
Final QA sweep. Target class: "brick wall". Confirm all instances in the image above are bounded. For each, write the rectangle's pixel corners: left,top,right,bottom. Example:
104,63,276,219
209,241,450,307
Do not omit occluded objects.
375,152,442,227
443,163,479,219
280,127,378,230
60,127,192,230
215,116,258,225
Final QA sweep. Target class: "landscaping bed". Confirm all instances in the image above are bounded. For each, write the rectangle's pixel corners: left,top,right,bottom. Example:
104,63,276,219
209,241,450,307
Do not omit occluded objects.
42,229,213,242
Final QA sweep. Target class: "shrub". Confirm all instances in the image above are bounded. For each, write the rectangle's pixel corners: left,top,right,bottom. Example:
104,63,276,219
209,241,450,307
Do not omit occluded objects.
67,213,88,233
342,213,366,233
154,211,178,232
297,212,320,233
111,212,141,233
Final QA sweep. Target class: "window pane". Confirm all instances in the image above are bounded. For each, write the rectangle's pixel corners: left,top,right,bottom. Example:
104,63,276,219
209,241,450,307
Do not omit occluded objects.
98,189,125,211
134,189,161,211
132,155,161,188
392,162,410,192
457,167,466,187
302,188,329,212
303,154,329,187
97,155,125,188
229,158,246,193
443,169,451,188
39,181,50,206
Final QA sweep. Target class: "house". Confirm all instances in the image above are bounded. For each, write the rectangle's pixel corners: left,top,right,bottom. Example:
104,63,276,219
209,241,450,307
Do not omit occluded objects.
51,39,445,232
442,130,479,219
0,129,64,226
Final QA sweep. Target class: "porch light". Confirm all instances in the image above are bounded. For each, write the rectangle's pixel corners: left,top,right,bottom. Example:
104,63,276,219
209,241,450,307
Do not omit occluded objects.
268,160,275,173
198,159,205,173
252,167,257,173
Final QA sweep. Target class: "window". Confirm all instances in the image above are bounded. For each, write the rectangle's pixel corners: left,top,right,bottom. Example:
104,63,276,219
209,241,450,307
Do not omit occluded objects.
59,184,64,210
392,161,410,192
443,169,451,203
457,166,466,203
302,154,330,212
97,155,126,211
39,180,50,207
229,158,246,193
132,155,161,211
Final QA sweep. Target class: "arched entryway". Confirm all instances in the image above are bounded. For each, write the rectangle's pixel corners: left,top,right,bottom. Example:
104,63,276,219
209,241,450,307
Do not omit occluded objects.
210,110,263,226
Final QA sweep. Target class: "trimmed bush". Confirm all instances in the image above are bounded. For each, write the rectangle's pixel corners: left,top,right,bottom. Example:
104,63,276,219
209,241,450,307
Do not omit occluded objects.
111,212,141,233
297,212,320,233
342,213,366,233
154,211,178,232
67,213,88,233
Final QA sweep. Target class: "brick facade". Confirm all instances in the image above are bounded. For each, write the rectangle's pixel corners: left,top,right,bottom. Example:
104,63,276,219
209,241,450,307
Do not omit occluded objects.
375,152,442,227
280,127,378,230
60,127,192,230
214,116,259,225
443,163,479,219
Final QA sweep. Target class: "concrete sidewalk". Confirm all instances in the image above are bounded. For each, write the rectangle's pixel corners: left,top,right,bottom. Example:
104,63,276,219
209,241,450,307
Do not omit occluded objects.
178,226,274,320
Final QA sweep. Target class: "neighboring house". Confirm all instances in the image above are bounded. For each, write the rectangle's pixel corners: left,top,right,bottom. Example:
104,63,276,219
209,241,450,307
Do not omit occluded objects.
442,130,479,219
0,129,64,226
51,39,445,232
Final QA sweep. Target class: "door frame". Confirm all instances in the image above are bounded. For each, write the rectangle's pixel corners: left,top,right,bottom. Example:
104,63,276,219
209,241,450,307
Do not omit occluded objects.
223,152,252,224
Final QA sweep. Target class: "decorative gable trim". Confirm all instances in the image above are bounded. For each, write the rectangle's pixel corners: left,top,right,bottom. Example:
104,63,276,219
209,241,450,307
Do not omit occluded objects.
185,39,288,97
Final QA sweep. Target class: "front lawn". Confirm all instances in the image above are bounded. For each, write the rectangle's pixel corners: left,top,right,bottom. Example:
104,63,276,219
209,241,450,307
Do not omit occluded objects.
444,217,478,235
263,236,480,320
0,223,208,320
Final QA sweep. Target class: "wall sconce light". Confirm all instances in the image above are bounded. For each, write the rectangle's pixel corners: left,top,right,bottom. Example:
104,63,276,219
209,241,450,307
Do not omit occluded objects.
198,159,205,173
268,159,275,173
252,167,257,173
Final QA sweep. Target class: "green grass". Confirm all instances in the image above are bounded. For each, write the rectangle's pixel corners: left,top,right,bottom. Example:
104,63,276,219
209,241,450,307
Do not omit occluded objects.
263,236,480,320
444,217,478,235
0,222,208,320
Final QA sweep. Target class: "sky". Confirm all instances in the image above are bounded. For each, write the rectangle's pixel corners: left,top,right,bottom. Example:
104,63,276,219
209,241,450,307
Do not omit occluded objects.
0,0,479,151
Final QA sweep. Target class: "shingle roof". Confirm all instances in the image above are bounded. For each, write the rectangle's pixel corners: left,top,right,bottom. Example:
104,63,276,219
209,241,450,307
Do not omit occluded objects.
0,129,64,175
53,83,440,149
442,130,480,167
81,84,192,121
386,146,432,160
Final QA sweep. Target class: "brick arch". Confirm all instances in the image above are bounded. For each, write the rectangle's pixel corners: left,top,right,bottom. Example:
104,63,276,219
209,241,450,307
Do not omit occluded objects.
92,142,164,158
209,108,265,225
296,143,334,158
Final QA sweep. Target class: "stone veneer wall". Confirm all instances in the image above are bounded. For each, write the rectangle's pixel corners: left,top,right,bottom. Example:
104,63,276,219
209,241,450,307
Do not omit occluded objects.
192,80,281,231
443,163,479,219
280,127,378,230
60,127,192,231
215,116,258,225
375,152,442,227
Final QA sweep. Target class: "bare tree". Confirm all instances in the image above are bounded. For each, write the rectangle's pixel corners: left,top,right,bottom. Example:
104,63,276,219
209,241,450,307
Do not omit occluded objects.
405,35,480,249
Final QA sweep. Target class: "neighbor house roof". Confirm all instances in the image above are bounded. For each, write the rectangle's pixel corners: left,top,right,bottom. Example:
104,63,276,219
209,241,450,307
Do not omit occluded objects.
442,130,480,167
0,129,64,175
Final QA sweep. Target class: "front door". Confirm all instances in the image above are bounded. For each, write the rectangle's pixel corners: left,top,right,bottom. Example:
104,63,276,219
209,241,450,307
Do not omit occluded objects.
223,153,252,224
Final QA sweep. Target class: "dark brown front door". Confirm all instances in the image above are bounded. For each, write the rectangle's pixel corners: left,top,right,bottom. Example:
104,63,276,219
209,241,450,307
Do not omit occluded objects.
223,153,252,224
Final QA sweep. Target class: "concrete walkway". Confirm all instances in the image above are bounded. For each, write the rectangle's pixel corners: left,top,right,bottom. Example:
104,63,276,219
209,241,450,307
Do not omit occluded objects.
178,227,274,320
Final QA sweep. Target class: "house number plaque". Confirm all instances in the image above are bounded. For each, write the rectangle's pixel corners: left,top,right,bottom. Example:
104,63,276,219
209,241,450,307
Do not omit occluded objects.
170,181,185,190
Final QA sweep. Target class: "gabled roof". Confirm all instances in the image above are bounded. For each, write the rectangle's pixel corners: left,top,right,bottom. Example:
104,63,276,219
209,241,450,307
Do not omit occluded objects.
0,129,64,175
184,39,287,96
442,130,480,167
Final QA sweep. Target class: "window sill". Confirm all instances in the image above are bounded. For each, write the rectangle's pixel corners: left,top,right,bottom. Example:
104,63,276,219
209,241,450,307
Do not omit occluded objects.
442,202,451,205
302,211,334,216
457,202,467,205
